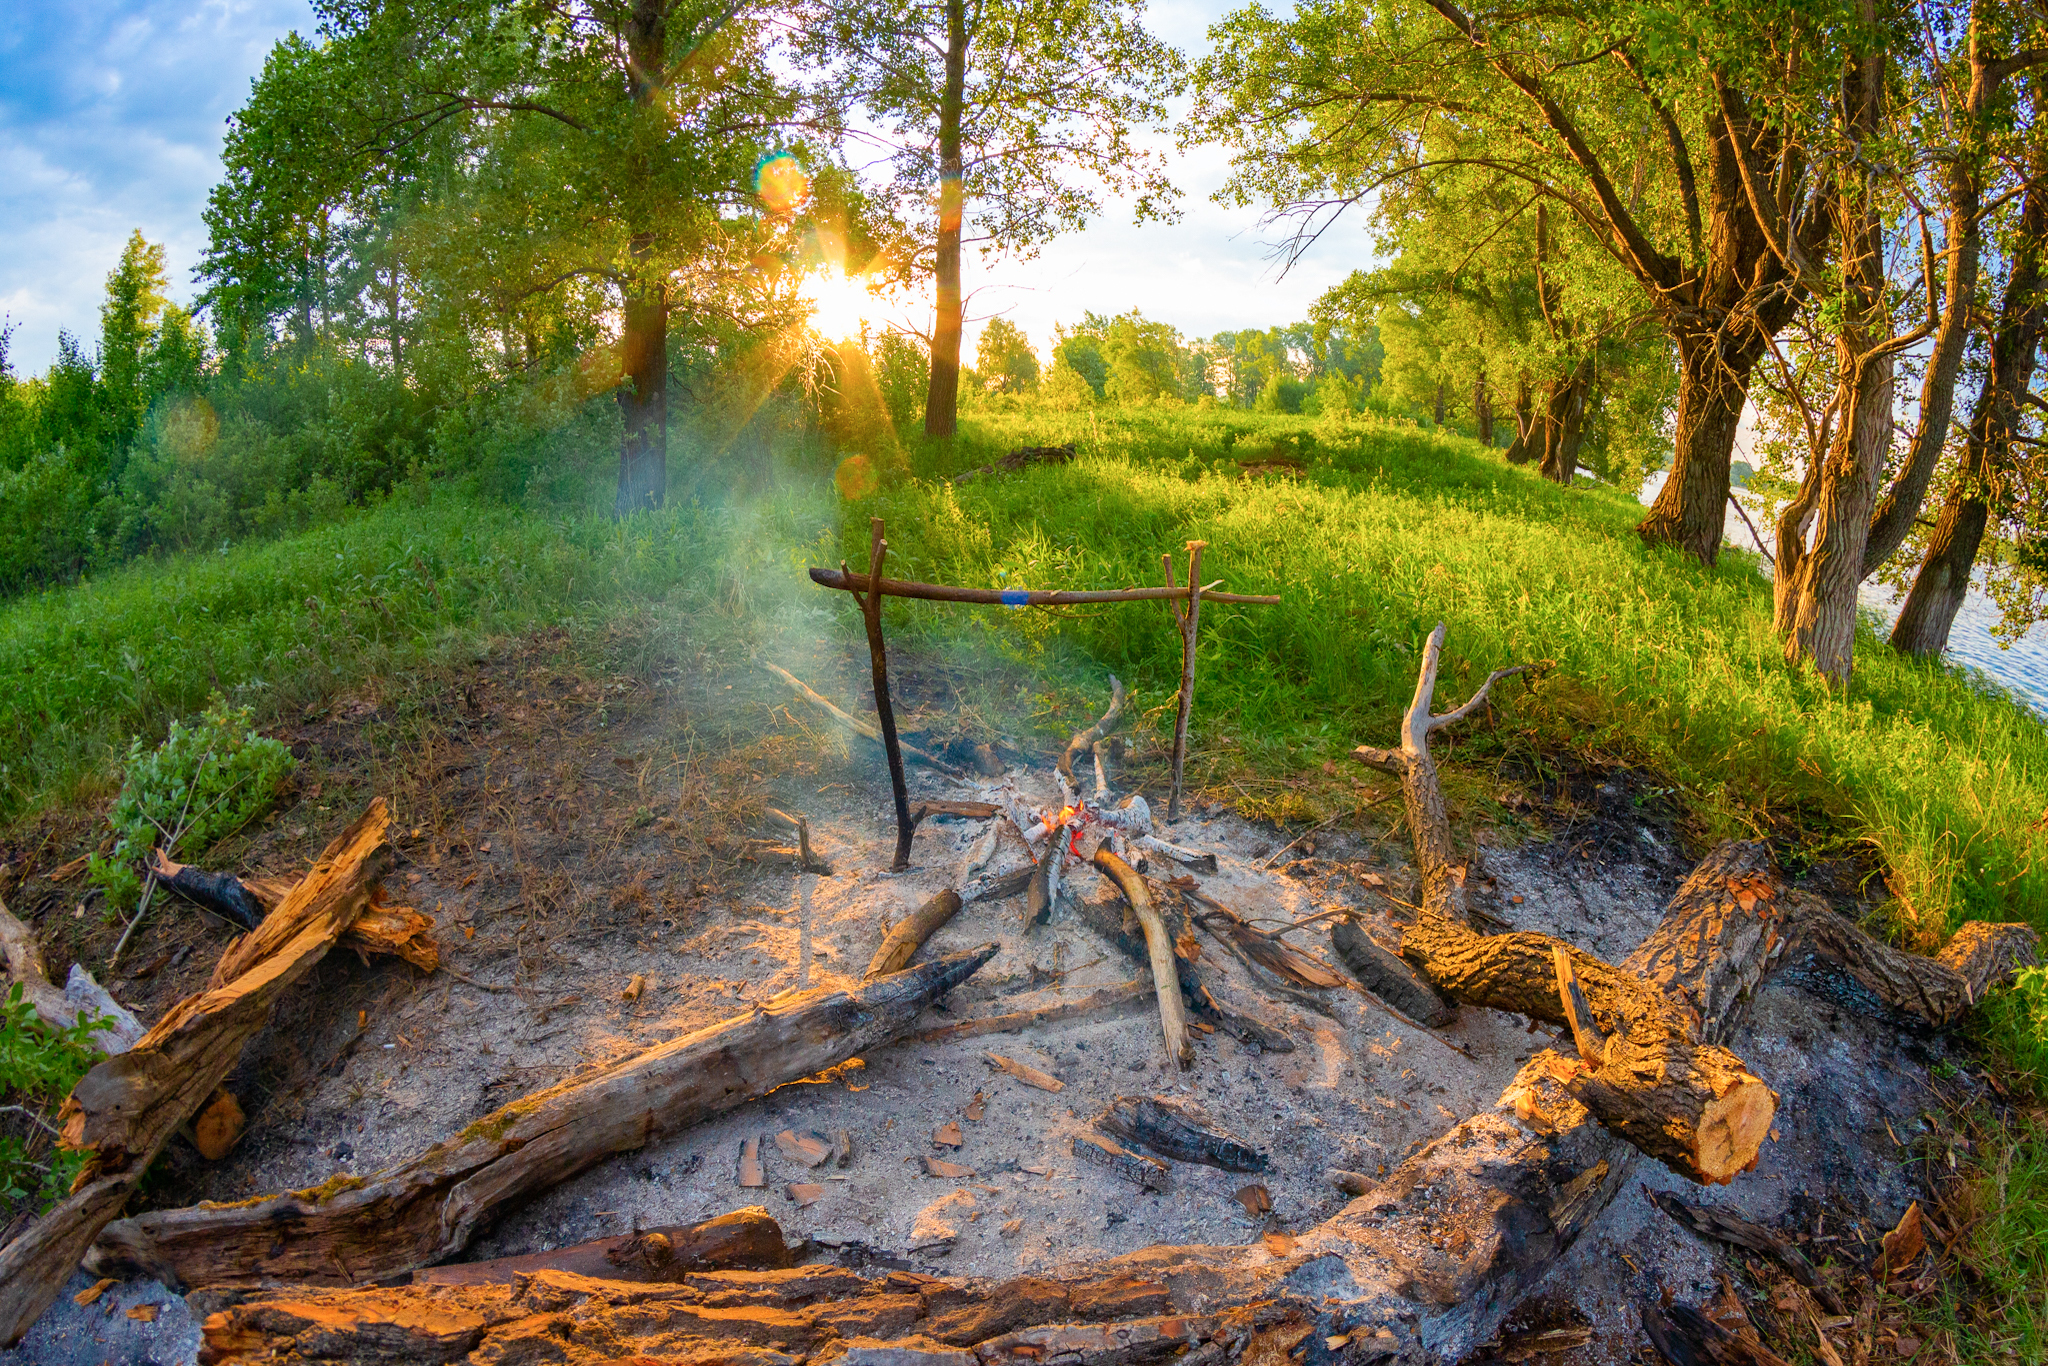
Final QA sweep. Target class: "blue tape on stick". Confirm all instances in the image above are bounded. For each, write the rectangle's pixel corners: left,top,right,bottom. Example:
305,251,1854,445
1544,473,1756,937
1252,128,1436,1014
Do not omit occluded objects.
999,589,1030,607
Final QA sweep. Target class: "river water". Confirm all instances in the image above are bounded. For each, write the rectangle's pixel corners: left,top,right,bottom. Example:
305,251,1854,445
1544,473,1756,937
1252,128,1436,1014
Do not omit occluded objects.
1640,473,2048,716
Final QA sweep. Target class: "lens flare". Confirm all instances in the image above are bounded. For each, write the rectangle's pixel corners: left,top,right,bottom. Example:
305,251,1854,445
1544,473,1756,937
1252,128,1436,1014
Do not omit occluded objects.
803,270,877,341
835,454,878,498
755,152,809,215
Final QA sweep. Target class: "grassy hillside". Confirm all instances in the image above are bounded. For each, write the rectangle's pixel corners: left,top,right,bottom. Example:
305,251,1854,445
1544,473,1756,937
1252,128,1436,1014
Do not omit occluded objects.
4,401,2045,1351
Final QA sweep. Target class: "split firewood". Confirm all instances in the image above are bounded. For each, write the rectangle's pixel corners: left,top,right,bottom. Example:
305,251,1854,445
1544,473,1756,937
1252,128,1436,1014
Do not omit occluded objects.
1648,1189,1843,1315
762,661,966,778
866,889,963,979
983,1052,1064,1091
182,863,439,975
84,946,999,1292
1089,848,1193,1070
0,894,141,1053
1095,1096,1268,1173
1072,1130,1170,1191
0,799,398,1348
911,978,1149,1043
1329,916,1456,1028
414,1207,793,1286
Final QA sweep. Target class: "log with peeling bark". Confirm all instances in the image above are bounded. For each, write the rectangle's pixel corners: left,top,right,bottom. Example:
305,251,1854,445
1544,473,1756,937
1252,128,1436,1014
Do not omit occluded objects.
85,946,999,1292
0,800,398,1349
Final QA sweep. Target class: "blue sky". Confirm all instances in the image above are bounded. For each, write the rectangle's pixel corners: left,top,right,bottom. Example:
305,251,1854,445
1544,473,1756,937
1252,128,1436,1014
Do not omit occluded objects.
0,0,1359,375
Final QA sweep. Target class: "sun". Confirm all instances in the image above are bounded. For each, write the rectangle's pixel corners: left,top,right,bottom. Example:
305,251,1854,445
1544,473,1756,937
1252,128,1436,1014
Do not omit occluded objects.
802,270,877,341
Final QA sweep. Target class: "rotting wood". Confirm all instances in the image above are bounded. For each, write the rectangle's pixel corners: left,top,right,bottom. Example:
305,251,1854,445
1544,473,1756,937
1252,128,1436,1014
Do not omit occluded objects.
238,874,438,974
761,661,966,780
1095,1096,1267,1173
1089,849,1193,1070
1330,916,1456,1028
911,979,1147,1043
414,1208,792,1286
866,890,964,979
85,947,998,1292
0,800,397,1349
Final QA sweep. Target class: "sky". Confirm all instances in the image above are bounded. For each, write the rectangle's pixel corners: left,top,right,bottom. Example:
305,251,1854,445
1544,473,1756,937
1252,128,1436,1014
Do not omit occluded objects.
0,0,1362,376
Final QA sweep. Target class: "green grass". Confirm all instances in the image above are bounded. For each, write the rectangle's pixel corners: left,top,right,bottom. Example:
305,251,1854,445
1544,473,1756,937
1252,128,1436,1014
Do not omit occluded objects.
3,396,2046,1355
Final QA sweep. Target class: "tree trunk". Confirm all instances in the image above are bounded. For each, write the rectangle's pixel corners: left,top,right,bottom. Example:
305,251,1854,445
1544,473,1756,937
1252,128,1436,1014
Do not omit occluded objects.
614,238,669,513
1538,361,1590,485
1473,372,1493,445
1503,372,1535,464
1893,166,2048,656
1779,49,1890,686
922,0,968,439
387,263,403,382
1433,377,1446,427
1638,331,1751,563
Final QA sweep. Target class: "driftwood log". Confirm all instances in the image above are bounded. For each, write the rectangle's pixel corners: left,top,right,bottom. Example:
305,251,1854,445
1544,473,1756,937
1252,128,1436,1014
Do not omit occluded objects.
85,947,999,1292
0,800,399,1348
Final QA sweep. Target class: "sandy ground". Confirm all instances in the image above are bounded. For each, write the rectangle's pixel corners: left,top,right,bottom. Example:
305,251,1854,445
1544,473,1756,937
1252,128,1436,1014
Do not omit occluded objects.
0,640,1977,1363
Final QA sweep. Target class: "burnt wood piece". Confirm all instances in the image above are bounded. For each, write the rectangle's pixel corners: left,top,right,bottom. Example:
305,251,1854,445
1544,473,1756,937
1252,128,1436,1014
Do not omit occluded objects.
1648,1190,1844,1315
953,441,1078,483
1089,850,1193,1070
1778,906,2038,1030
0,801,397,1349
865,890,964,979
1187,894,1344,990
85,946,999,1292
852,518,916,872
1095,1096,1268,1173
414,1208,792,1286
968,865,1035,904
147,853,264,930
1072,1131,1171,1191
1330,917,1456,1027
1058,678,1126,784
911,980,1148,1043
911,799,1002,826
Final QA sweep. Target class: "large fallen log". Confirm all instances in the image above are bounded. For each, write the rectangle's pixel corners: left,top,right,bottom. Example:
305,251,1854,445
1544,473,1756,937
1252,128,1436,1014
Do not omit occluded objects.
413,1207,793,1286
1357,623,2036,1186
0,800,397,1348
88,946,999,1291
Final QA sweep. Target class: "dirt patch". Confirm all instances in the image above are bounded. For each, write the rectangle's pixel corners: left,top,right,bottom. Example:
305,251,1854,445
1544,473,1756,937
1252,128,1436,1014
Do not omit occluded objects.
0,632,1988,1362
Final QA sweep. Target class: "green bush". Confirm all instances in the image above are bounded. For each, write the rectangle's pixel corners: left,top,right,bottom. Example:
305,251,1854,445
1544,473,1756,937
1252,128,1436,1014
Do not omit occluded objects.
0,985,105,1209
0,447,98,595
88,695,295,914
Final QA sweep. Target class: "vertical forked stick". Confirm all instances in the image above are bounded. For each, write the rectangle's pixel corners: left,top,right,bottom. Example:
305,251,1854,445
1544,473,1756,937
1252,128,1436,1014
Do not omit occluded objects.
852,517,915,872
1164,541,1206,824
1091,847,1193,1070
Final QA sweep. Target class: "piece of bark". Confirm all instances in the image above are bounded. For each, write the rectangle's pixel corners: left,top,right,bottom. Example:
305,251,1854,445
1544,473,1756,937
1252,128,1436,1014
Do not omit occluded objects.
1879,1200,1926,1281
867,891,964,979
1551,944,1608,1067
983,1052,1063,1092
923,1158,975,1179
911,979,1148,1043
1072,1131,1169,1192
833,1129,853,1168
1234,1184,1272,1216
0,800,397,1349
1648,1190,1842,1315
785,1183,824,1208
1090,849,1193,1070
86,946,999,1291
1330,917,1455,1027
738,1137,766,1188
776,1129,833,1168
1095,1096,1267,1173
415,1208,792,1286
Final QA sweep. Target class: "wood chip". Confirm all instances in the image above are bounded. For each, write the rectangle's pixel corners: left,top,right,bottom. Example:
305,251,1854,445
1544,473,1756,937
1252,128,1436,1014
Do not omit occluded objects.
831,1128,853,1168
783,1182,823,1208
126,1304,159,1322
1261,1231,1296,1256
1234,1184,1272,1216
933,1120,963,1148
985,1052,1064,1092
1881,1201,1925,1280
71,1279,114,1307
775,1129,833,1168
923,1157,975,1179
737,1135,765,1188
622,973,647,1001
965,1090,986,1121
1001,1218,1024,1237
48,855,89,883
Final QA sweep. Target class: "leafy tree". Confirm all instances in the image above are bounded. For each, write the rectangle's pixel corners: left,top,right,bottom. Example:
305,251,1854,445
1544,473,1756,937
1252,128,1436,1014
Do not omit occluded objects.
1053,327,1110,398
1041,356,1095,408
204,0,811,513
796,0,1181,436
98,232,173,446
1191,0,1860,564
975,316,1040,392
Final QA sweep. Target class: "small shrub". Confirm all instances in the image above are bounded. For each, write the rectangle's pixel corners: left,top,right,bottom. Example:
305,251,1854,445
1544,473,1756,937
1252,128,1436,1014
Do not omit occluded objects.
0,984,106,1209
88,694,295,913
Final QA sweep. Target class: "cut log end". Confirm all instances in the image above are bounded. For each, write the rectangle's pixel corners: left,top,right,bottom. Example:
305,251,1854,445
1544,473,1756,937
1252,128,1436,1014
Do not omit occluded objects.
1695,1073,1778,1186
